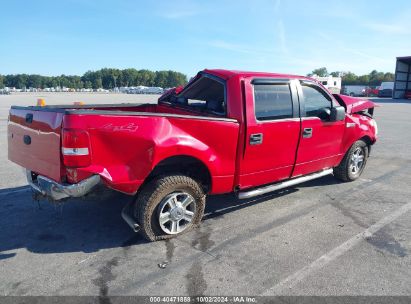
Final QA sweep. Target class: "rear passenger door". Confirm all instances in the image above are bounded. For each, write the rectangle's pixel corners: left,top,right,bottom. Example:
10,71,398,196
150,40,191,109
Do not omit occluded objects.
292,80,345,177
239,78,301,189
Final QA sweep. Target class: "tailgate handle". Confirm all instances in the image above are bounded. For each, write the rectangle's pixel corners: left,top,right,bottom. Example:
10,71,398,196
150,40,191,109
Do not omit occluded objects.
23,135,31,145
25,113,33,123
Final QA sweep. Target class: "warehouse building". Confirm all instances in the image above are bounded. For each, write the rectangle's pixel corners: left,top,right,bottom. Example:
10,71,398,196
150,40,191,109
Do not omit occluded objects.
393,56,411,99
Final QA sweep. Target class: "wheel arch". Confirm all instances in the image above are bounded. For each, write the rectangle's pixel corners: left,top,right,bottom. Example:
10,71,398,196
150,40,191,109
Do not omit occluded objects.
359,135,374,146
338,134,374,167
359,135,375,154
144,155,212,193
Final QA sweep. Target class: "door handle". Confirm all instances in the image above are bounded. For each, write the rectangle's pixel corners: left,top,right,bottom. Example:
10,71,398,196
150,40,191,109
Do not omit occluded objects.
303,128,313,138
250,133,263,145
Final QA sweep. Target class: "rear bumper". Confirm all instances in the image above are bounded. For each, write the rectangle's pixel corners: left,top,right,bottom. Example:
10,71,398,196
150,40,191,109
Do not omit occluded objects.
27,170,100,200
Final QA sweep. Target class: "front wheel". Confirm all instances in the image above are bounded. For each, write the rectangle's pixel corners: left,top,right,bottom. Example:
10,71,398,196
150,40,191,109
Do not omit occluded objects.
134,175,205,241
333,140,369,182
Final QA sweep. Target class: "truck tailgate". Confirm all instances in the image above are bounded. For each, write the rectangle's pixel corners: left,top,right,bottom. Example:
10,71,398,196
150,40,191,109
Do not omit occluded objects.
8,107,64,181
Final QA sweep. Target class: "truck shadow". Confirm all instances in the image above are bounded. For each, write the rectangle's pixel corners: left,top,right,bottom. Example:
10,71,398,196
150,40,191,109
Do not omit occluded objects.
0,175,336,257
204,175,338,220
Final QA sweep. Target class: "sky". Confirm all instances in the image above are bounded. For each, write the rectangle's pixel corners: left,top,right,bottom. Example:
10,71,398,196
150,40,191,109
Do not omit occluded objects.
1,0,410,78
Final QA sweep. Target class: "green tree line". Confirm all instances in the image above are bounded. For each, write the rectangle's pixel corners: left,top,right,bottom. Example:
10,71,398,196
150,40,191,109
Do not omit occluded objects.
308,67,395,86
0,68,187,89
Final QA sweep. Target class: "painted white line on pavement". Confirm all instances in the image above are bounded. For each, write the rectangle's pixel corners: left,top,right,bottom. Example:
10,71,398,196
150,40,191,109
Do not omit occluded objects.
262,201,411,295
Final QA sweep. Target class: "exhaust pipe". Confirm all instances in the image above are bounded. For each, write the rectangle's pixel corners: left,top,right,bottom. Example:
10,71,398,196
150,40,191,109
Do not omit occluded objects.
121,201,140,233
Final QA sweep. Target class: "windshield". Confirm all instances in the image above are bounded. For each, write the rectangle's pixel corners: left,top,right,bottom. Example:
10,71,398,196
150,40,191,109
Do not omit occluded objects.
173,75,226,115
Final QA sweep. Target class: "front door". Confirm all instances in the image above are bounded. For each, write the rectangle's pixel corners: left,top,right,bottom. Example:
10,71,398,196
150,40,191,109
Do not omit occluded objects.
239,78,301,189
292,80,345,177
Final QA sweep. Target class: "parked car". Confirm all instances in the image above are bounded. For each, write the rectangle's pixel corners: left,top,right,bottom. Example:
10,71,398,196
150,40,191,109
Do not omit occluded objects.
378,82,394,97
364,86,379,97
8,69,378,241
404,90,411,99
144,87,164,94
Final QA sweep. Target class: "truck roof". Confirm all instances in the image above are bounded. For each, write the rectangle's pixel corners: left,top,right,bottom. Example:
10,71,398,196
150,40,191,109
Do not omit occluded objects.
204,69,310,81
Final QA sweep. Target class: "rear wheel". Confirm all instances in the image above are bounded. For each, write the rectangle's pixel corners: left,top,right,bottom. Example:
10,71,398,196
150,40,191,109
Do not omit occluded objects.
134,175,205,241
333,140,368,182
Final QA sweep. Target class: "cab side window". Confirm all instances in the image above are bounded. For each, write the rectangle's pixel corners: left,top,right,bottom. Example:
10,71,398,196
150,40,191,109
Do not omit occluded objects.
301,84,332,118
254,84,293,121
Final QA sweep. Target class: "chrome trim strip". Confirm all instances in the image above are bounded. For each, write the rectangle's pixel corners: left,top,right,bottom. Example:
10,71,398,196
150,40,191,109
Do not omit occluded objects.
238,168,333,200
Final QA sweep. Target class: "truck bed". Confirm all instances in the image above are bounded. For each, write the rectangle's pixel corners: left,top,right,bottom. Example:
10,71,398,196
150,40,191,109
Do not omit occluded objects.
8,103,239,194
10,102,219,117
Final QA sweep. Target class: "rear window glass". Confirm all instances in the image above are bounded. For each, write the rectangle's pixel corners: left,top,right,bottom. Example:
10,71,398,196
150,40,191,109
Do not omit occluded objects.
254,84,293,120
177,76,225,115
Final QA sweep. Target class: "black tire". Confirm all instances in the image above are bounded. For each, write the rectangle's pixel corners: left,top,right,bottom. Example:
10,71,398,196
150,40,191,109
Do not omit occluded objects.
333,140,369,182
134,175,205,241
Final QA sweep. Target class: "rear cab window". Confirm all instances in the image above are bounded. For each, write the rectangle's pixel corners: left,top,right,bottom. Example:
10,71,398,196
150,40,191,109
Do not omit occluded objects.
173,74,226,116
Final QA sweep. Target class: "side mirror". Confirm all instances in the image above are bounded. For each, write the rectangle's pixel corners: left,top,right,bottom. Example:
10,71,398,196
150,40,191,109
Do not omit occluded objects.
317,107,331,120
330,106,345,121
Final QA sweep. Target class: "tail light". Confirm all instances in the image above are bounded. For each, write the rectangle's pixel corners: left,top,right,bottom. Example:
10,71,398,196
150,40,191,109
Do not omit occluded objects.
62,129,91,167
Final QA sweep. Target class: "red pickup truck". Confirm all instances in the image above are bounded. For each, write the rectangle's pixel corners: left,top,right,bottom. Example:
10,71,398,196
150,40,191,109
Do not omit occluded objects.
8,69,378,241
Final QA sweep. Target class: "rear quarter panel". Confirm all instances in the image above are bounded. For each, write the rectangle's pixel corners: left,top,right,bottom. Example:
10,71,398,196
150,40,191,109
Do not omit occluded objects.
63,114,239,194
